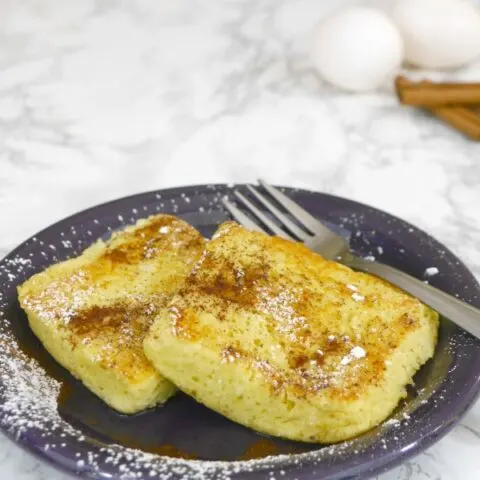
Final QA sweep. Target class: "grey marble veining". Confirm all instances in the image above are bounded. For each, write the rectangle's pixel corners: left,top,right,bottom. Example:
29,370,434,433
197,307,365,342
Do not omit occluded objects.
0,0,479,479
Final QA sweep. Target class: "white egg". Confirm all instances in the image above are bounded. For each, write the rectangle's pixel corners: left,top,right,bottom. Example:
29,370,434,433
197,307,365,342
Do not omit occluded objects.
392,0,480,69
311,7,403,92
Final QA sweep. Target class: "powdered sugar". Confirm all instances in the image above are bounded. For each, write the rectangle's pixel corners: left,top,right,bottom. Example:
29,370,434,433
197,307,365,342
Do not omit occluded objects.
340,346,366,366
351,292,365,302
425,267,439,277
350,346,366,359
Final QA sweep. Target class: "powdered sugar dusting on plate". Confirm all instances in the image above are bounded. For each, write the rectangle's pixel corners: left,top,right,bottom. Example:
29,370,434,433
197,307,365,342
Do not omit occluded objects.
425,267,439,277
0,318,364,480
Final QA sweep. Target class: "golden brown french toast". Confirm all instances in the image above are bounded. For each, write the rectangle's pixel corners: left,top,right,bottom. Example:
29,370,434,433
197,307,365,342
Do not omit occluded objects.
144,221,439,443
18,215,205,414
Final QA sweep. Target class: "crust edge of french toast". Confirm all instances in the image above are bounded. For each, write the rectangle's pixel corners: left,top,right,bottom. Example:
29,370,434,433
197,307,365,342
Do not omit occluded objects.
145,306,438,443
26,304,177,414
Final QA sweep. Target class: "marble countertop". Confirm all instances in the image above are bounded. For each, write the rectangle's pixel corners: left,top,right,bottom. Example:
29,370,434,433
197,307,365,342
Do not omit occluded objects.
0,0,479,479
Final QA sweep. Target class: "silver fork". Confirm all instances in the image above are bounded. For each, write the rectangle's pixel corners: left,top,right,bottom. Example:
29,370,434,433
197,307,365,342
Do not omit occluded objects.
222,180,480,340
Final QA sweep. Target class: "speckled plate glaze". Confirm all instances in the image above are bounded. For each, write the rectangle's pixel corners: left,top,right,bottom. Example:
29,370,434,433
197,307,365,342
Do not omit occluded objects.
0,184,479,480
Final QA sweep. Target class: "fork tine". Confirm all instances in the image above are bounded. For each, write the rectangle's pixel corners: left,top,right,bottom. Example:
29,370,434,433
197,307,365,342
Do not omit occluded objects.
234,191,295,241
245,185,311,241
221,198,267,234
258,179,336,238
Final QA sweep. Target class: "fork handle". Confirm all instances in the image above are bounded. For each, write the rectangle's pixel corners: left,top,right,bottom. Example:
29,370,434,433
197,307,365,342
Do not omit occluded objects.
344,255,480,340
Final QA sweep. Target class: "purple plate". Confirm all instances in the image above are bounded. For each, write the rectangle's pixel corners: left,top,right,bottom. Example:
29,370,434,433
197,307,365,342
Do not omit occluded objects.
0,184,479,480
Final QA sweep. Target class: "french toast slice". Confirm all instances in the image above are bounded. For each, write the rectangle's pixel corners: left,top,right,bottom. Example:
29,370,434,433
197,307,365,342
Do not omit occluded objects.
18,214,205,414
144,222,439,443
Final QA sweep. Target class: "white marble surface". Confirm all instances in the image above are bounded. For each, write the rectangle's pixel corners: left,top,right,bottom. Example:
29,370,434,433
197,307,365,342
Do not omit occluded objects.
0,0,479,478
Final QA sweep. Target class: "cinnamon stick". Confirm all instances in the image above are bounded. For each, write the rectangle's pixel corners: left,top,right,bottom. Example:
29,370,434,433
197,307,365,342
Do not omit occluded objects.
433,106,480,140
395,76,480,141
395,76,480,106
